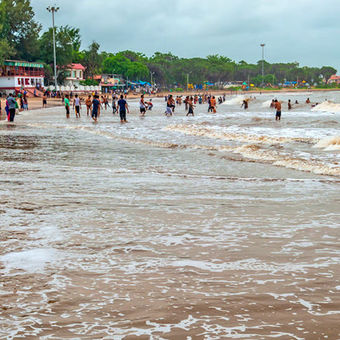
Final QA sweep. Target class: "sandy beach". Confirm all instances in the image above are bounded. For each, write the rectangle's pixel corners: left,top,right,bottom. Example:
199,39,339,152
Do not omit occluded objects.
0,91,339,338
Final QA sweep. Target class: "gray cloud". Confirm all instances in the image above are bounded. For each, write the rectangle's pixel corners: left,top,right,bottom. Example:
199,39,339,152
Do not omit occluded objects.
32,0,340,71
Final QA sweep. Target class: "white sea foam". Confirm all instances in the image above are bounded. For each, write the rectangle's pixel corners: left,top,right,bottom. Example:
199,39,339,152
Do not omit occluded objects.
223,95,246,106
311,101,340,113
314,136,340,151
262,99,273,108
165,124,315,145
0,248,59,274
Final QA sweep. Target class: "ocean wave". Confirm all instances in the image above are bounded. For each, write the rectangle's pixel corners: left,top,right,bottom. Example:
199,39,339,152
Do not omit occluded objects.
311,101,340,113
314,136,340,151
165,124,315,145
223,96,247,106
232,144,340,176
262,100,273,108
26,123,339,177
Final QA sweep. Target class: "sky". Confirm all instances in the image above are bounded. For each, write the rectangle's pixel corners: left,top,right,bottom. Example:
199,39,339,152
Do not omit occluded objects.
31,0,340,72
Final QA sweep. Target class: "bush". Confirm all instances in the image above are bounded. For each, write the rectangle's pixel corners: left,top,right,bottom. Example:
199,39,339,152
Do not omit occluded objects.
80,79,100,86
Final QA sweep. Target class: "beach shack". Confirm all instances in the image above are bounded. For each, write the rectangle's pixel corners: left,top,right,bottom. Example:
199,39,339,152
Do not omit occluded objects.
64,63,85,88
0,60,44,94
100,74,123,92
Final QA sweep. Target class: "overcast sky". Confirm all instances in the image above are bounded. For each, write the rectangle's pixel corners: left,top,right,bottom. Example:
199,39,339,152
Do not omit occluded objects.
32,0,340,72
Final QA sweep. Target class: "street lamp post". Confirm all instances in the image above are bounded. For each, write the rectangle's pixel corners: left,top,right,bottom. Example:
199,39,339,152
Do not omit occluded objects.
186,72,192,91
151,71,155,87
47,6,59,91
260,43,265,87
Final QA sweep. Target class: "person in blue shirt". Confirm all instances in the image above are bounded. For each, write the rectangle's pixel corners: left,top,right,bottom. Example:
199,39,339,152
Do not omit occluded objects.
117,95,129,123
92,95,100,122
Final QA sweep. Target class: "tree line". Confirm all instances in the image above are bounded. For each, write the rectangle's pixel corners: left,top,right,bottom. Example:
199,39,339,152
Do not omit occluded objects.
0,0,337,88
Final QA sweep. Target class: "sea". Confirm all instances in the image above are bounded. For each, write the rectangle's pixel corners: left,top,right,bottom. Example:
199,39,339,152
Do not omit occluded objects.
0,91,339,339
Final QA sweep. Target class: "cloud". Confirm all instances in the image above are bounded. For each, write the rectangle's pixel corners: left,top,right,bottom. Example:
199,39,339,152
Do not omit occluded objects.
32,0,340,71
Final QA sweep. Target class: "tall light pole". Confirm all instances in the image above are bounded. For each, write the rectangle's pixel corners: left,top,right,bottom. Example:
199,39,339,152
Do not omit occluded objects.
47,6,59,91
151,71,155,87
186,72,192,91
260,43,265,87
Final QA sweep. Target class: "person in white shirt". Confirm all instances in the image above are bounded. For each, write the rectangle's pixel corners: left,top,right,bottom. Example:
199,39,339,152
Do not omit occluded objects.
73,94,81,118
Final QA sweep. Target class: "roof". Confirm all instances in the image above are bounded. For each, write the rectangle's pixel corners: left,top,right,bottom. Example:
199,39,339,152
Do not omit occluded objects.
67,63,85,71
4,60,44,68
329,75,340,80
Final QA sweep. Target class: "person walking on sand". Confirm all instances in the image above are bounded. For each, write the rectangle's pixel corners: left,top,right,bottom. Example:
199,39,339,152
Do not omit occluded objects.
274,99,282,121
7,93,17,122
91,95,100,122
118,94,129,123
73,94,81,118
85,95,92,116
64,94,70,118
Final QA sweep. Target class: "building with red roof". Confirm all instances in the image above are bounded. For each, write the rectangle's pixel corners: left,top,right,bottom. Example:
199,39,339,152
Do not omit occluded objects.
328,74,340,85
64,63,85,88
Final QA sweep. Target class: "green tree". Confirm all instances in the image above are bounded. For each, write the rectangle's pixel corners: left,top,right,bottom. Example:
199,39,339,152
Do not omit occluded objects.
320,66,337,82
83,42,102,79
39,25,81,66
0,0,41,60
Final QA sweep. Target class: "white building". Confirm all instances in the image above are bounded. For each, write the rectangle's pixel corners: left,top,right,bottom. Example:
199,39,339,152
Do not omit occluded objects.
64,63,85,88
0,60,44,94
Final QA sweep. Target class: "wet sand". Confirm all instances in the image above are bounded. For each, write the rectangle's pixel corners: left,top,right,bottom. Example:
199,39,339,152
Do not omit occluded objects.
0,93,339,338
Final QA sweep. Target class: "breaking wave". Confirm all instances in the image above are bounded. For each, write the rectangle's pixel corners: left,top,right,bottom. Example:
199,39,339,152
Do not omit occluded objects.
26,122,340,177
223,96,247,106
314,136,340,151
311,101,340,113
165,124,315,145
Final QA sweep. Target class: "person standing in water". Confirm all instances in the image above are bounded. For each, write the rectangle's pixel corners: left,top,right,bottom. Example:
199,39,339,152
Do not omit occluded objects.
186,96,195,116
274,99,282,121
139,94,147,116
112,94,117,114
210,96,217,113
91,95,100,122
288,99,292,110
241,99,248,110
42,93,47,108
85,95,92,116
73,94,81,118
165,96,173,116
7,93,17,122
64,94,70,119
118,94,129,123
